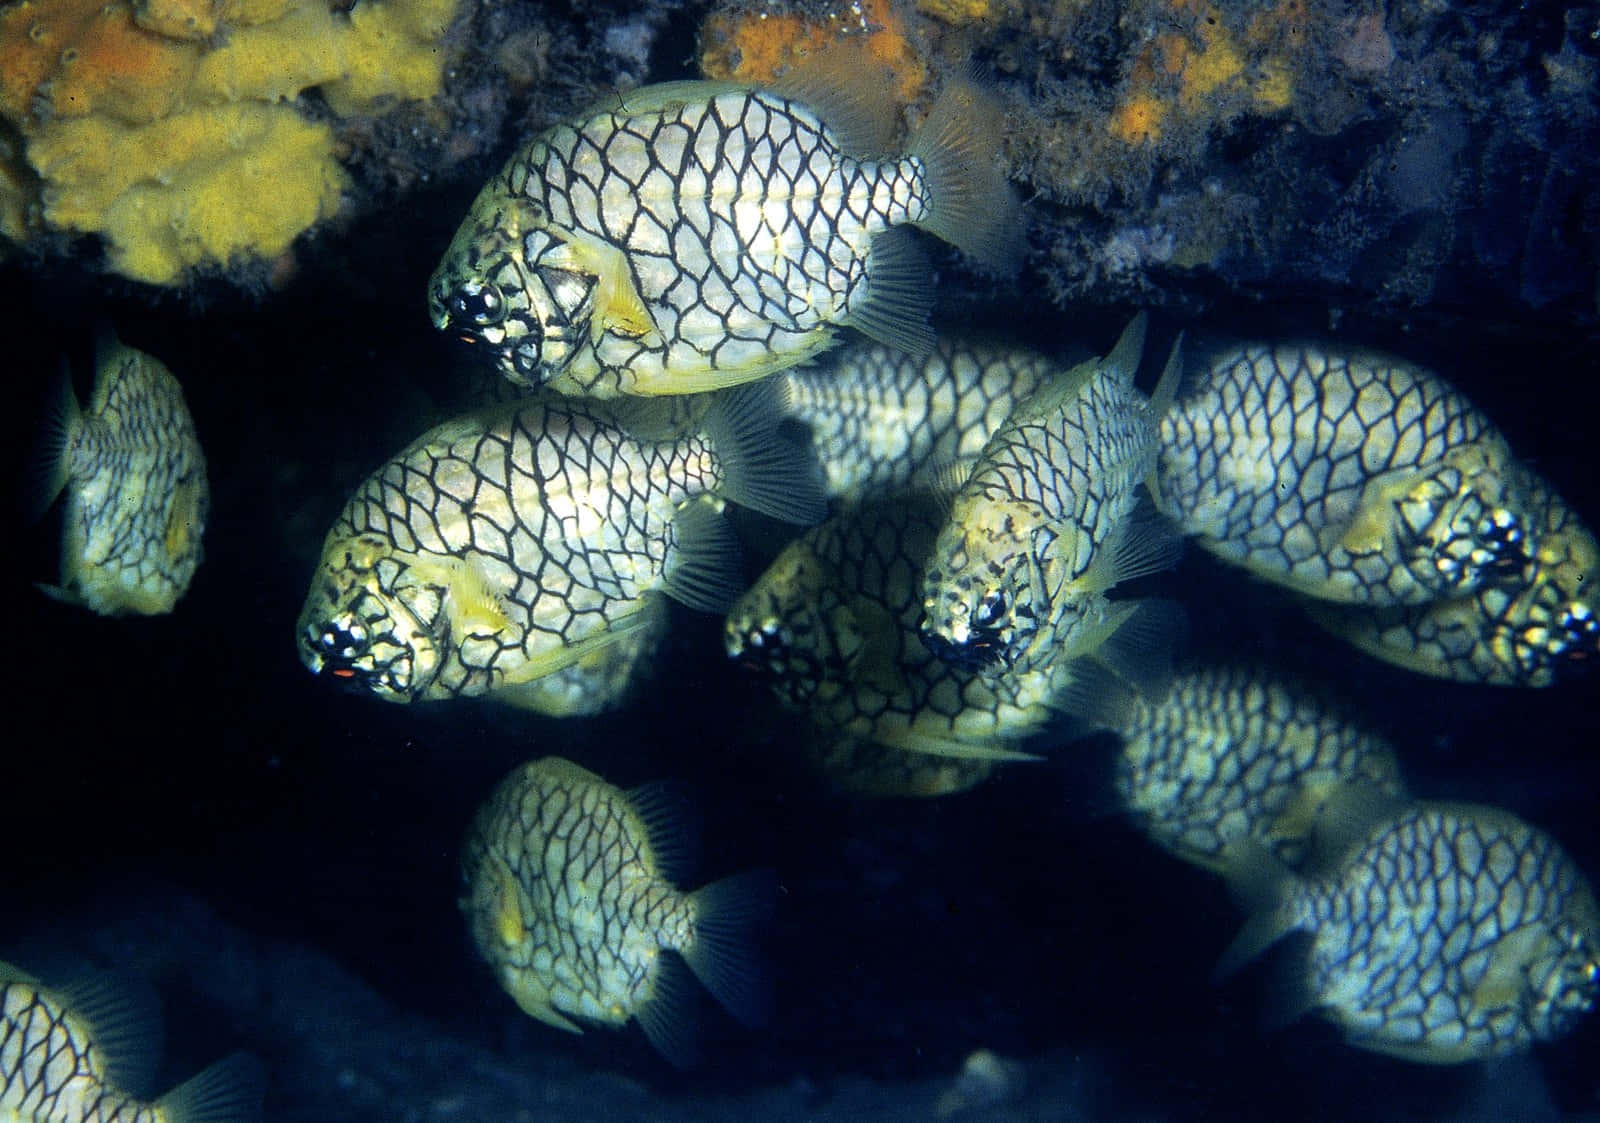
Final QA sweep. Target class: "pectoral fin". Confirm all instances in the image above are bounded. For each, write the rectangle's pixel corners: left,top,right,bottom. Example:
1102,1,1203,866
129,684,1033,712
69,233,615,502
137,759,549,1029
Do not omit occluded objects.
878,725,1041,762
1330,470,1418,556
544,233,658,342
403,554,512,637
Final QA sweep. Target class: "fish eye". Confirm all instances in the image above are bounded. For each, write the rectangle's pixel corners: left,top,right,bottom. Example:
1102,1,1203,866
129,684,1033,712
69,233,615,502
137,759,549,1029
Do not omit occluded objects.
448,282,506,329
973,590,1007,630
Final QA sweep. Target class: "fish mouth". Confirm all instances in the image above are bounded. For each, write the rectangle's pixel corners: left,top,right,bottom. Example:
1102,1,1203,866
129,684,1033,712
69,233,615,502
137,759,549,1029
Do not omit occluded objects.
313,652,378,691
726,619,823,703
727,619,790,676
299,618,413,698
920,625,1005,670
300,636,377,693
1541,600,1598,681
316,651,415,699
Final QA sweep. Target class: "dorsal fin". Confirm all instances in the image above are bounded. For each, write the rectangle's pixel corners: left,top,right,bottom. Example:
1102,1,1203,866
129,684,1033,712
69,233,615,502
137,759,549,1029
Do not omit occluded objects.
599,79,746,118
626,779,702,886
1296,783,1411,877
1004,355,1102,425
769,38,902,155
1105,312,1149,389
1146,330,1184,421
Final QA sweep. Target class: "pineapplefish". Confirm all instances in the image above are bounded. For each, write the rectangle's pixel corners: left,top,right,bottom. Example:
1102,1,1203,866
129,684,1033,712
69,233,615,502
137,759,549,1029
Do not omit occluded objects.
33,336,208,616
297,384,822,704
460,756,772,1065
428,58,1021,398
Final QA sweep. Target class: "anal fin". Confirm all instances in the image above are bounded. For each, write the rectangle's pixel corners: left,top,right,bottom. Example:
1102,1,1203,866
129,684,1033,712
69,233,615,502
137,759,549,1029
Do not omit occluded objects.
847,227,935,358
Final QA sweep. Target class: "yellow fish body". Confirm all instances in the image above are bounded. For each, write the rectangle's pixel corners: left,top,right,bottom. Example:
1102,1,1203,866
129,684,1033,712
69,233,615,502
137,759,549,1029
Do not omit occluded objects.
1219,803,1600,1064
296,385,821,703
780,338,1057,502
459,756,771,1065
35,338,208,616
428,67,1020,398
1156,342,1537,606
1115,666,1407,874
919,315,1182,676
0,960,262,1122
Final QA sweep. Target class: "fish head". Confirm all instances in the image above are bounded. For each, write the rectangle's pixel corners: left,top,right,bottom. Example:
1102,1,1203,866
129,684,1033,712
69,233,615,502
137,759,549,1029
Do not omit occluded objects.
1489,520,1599,684
429,204,594,389
1526,920,1599,1040
1394,444,1535,596
297,533,449,701
919,496,1049,671
725,546,851,707
1501,589,1599,685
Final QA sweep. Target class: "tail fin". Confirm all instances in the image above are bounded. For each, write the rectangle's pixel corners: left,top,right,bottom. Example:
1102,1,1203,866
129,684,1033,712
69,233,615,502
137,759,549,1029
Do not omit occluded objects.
703,381,828,525
907,77,1025,274
682,869,776,1030
27,359,80,522
155,1052,266,1123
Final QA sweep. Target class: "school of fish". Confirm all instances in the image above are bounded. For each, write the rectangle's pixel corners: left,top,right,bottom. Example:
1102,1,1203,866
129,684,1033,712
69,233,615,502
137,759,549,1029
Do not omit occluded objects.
23,44,1598,1100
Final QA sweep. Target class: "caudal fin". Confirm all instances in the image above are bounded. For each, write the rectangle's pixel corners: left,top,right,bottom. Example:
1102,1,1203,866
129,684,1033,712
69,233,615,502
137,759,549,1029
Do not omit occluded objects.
26,360,80,522
908,77,1025,274
682,869,776,1030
